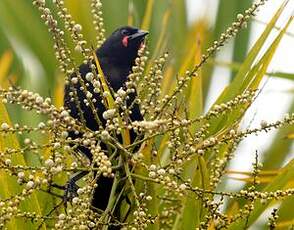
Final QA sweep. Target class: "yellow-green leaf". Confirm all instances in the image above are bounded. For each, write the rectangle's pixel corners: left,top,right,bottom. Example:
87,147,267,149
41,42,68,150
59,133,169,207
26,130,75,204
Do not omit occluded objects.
0,102,46,230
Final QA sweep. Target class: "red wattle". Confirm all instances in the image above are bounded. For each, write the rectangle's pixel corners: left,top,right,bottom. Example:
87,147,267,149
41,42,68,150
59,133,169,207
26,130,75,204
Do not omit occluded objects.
122,36,128,47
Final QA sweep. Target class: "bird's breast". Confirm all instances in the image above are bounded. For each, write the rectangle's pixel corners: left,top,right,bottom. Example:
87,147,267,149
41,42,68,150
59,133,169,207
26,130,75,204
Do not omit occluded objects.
99,58,131,92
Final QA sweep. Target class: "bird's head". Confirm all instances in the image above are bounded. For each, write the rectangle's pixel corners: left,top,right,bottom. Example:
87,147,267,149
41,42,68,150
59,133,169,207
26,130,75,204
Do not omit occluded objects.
97,26,149,65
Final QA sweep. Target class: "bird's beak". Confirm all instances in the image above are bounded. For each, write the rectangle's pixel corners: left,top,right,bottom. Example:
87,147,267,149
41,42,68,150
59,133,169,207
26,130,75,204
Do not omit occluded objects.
128,30,149,41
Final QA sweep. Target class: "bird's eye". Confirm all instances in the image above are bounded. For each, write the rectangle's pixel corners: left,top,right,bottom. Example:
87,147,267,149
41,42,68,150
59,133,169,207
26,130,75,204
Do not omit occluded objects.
121,29,129,36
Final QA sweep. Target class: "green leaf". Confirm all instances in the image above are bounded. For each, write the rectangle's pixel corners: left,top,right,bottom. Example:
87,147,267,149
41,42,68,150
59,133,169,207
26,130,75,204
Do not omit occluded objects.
228,160,294,230
0,102,46,230
276,196,294,227
210,59,294,81
208,2,291,137
0,0,56,83
267,71,294,80
262,101,294,169
181,156,209,229
141,0,154,30
214,0,289,104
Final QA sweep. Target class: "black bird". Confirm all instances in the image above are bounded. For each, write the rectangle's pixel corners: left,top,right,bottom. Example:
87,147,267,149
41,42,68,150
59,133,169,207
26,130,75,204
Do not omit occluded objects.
63,26,148,218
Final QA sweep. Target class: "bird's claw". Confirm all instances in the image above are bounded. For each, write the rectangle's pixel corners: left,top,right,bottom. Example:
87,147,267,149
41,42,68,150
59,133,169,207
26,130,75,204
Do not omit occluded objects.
63,171,88,206
63,179,80,204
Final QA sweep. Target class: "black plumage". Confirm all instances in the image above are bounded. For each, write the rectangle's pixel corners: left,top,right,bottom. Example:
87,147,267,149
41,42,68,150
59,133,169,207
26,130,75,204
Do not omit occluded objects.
64,26,148,213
